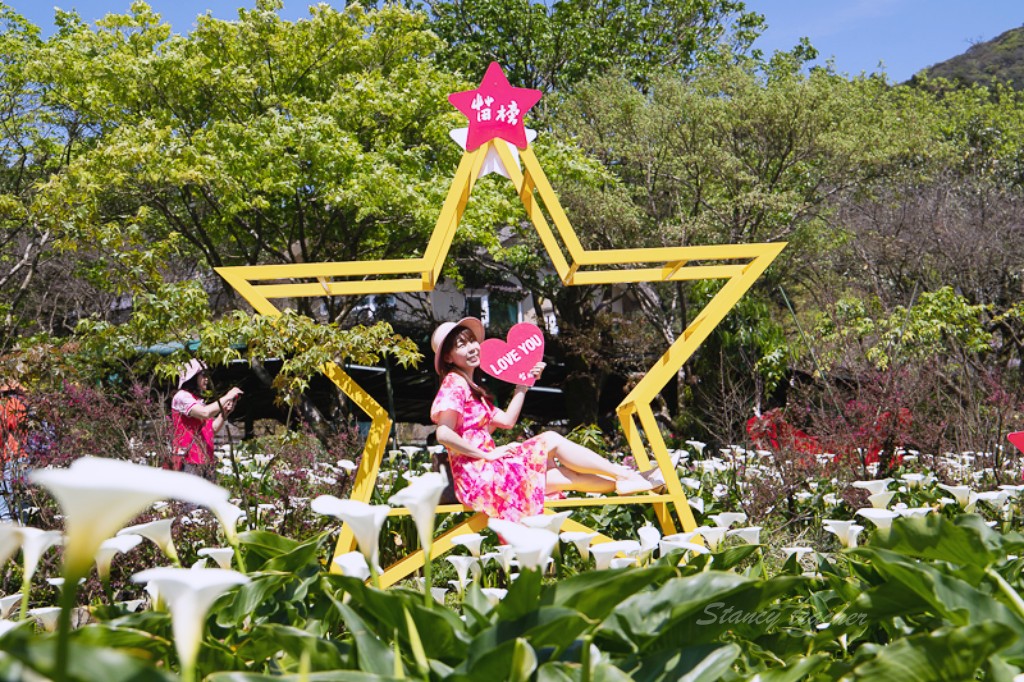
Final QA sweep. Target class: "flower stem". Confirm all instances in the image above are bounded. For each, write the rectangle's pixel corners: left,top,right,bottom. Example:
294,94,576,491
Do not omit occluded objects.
423,542,433,608
17,574,31,622
54,571,82,682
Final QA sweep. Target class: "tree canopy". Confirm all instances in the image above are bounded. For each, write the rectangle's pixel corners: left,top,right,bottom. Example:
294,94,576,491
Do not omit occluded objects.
0,0,1022,453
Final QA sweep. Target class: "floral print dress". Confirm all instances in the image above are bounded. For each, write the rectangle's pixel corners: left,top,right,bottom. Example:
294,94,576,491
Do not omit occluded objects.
430,372,549,522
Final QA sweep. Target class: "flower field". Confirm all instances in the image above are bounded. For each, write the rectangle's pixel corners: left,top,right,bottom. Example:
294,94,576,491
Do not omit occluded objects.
2,438,1024,681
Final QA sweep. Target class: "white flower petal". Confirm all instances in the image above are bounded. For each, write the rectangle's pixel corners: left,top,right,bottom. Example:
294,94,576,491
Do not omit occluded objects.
133,567,249,672
30,457,227,576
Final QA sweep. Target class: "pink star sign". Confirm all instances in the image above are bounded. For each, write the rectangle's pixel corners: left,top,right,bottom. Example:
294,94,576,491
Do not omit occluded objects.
448,62,543,151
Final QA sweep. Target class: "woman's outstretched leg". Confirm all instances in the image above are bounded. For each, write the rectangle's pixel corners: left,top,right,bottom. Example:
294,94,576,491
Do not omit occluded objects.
546,466,615,494
537,431,655,494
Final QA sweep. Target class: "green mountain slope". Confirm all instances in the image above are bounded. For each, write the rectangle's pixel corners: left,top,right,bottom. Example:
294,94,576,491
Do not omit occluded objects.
916,25,1024,89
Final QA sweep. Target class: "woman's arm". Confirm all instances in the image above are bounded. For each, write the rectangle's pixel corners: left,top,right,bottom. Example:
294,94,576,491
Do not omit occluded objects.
488,385,529,430
435,411,506,461
187,387,243,421
488,362,545,430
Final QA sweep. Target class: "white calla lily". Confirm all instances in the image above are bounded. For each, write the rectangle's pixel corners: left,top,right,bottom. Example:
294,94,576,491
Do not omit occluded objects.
485,546,517,576
119,519,180,565
895,506,933,518
867,491,896,509
0,620,26,639
0,523,22,568
591,540,641,570
782,547,813,562
480,588,507,607
0,593,22,619
976,491,1009,508
823,520,864,548
95,534,143,584
559,531,598,561
695,526,728,552
902,473,927,489
852,479,893,496
17,527,61,583
133,567,249,682
487,519,558,572
937,484,972,508
17,522,61,577
16,527,62,620
855,508,900,531
445,555,479,595
521,511,572,535
659,540,710,560
28,607,63,632
728,527,762,544
388,472,447,552
29,457,228,578
637,525,661,564
332,551,371,581
609,557,637,569
197,547,235,570
451,533,484,557
312,496,389,575
208,501,246,546
708,512,748,529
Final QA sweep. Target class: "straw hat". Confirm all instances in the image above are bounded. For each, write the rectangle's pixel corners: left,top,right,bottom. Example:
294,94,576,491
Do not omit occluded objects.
178,359,208,388
431,317,484,375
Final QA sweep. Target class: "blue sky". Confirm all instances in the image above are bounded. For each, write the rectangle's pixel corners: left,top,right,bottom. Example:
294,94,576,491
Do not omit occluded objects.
5,0,1023,84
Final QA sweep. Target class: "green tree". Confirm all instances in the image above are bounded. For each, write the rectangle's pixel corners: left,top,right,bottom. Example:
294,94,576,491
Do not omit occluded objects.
539,59,930,434
0,5,79,351
30,0,522,322
425,0,765,96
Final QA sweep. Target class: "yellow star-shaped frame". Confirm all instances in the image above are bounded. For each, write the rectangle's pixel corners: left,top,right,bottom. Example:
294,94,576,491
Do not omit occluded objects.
217,139,784,586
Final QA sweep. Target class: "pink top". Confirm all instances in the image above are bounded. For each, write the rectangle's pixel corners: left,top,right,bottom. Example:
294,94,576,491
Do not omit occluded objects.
171,390,214,465
430,372,497,454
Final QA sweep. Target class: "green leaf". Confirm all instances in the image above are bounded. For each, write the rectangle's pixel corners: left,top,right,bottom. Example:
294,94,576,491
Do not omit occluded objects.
208,673,406,682
749,654,831,682
215,572,294,627
0,628,176,682
871,514,999,568
598,572,804,653
709,544,761,571
850,622,1016,680
238,530,302,559
494,567,544,621
468,606,591,660
850,547,1024,659
334,580,468,662
336,603,396,676
235,623,348,672
629,643,741,682
549,565,675,619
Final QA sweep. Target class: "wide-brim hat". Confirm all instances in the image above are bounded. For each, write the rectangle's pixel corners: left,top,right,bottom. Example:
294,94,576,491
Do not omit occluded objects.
178,358,208,388
431,317,484,375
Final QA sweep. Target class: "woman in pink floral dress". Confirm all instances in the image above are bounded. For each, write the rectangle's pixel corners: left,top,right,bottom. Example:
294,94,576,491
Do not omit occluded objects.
431,317,661,522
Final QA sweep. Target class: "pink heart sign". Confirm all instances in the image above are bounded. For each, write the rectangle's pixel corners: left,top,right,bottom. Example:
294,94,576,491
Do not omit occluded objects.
479,322,545,386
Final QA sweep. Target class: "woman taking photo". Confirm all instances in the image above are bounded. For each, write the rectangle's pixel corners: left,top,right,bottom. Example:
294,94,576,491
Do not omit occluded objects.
171,359,242,479
430,317,662,523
